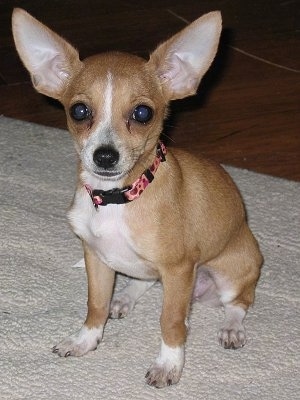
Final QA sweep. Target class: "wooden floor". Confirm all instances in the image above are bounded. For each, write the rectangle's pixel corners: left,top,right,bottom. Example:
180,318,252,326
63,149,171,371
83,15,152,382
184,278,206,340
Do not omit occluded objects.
1,0,299,180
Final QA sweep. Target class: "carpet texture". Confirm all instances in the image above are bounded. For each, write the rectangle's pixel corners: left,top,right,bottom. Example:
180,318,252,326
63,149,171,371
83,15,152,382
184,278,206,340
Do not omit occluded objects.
0,116,299,399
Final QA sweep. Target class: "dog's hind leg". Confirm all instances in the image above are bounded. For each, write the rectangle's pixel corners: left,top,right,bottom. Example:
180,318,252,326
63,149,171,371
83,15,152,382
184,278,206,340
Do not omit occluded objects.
109,278,156,319
208,223,262,349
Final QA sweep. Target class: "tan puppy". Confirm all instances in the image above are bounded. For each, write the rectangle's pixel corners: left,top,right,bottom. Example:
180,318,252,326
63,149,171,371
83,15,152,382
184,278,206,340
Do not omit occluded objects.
12,9,262,388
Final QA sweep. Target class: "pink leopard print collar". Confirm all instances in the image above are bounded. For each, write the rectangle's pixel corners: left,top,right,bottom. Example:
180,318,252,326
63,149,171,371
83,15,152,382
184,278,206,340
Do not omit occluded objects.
85,142,167,208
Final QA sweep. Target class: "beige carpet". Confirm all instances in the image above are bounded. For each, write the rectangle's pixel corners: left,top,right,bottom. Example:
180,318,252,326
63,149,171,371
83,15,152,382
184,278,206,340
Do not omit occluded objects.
0,116,299,399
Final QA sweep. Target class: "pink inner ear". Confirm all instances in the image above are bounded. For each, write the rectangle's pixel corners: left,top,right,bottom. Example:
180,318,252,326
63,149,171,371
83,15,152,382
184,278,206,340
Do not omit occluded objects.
160,54,198,97
32,54,70,93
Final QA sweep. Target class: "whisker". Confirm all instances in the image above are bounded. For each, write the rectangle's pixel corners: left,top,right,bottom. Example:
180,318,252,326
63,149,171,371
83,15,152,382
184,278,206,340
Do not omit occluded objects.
161,132,176,144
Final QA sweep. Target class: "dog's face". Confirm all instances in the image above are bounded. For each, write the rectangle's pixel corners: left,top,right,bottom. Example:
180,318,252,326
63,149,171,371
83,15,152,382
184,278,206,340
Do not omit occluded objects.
12,8,222,183
62,52,167,181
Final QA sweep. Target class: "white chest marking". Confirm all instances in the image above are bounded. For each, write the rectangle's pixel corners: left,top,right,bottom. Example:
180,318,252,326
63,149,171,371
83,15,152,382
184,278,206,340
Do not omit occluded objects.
68,189,157,280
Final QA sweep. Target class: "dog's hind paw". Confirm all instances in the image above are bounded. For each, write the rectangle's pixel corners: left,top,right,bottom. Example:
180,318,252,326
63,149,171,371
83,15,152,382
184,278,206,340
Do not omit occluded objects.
109,292,135,319
218,304,247,349
52,325,103,357
218,327,246,349
109,278,155,319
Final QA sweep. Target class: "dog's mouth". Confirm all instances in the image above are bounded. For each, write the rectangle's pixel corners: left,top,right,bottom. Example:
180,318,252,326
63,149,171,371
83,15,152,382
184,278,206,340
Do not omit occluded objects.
90,155,138,181
91,168,128,180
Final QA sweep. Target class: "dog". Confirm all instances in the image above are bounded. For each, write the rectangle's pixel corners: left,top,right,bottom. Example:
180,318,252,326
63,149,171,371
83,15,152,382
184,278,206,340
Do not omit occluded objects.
12,8,262,388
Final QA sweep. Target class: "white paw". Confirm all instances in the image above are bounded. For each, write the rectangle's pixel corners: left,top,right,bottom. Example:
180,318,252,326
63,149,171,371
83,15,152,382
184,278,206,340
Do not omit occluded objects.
145,363,182,388
218,305,247,349
218,326,246,349
109,293,135,319
145,341,184,388
52,325,103,357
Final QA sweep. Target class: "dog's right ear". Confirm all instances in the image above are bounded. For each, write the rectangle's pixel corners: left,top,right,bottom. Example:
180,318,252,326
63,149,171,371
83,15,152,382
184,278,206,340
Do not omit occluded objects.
12,8,82,99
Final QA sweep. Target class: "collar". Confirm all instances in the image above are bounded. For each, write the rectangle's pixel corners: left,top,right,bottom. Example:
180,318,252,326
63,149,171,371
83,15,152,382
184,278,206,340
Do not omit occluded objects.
85,141,167,208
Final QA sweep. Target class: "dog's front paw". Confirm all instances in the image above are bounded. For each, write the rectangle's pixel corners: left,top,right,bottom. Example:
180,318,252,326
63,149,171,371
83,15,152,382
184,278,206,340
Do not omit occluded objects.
145,342,184,388
218,327,246,349
145,362,183,388
109,293,135,319
52,325,103,357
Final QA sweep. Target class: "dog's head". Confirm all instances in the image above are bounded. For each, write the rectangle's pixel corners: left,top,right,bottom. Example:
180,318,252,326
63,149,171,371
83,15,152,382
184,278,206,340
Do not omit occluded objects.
12,9,221,184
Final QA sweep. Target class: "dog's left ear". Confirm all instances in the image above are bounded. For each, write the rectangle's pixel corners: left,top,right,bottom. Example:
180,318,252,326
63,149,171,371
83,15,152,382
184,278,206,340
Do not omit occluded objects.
148,11,222,100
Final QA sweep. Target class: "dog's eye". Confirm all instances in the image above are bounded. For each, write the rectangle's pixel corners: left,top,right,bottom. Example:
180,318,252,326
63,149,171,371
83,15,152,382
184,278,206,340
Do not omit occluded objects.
131,105,153,124
70,103,91,121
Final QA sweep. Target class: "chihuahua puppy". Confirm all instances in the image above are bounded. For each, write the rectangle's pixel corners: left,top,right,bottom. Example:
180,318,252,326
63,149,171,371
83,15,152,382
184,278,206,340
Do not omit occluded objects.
12,8,262,388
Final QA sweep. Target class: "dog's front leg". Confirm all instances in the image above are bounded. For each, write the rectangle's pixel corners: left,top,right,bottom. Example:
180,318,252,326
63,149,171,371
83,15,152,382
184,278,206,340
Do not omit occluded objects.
146,266,195,388
53,242,115,357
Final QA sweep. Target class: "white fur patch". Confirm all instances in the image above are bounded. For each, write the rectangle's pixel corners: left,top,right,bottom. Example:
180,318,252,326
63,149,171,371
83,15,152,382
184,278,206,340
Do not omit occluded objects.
68,187,157,280
214,274,237,304
219,288,236,304
156,340,185,368
146,340,185,387
80,72,115,174
103,71,113,125
53,325,103,357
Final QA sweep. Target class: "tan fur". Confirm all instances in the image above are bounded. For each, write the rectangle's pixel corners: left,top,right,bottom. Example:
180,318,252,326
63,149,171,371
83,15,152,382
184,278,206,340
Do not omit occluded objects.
83,243,115,329
12,8,263,388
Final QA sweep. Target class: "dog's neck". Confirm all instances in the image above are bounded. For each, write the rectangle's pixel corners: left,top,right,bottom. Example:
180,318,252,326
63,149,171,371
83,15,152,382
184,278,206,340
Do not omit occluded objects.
85,142,167,208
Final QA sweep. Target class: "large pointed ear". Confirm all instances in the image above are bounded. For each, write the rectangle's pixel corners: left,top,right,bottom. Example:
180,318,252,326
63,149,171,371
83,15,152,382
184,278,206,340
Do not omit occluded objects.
148,11,222,101
12,8,82,99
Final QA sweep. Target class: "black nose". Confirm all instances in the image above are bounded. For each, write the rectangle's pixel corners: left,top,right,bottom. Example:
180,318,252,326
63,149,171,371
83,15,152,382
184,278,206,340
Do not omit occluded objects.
93,146,120,169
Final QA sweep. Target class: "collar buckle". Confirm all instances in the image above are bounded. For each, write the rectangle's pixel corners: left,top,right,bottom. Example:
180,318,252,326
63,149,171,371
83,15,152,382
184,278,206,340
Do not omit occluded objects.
88,186,131,208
